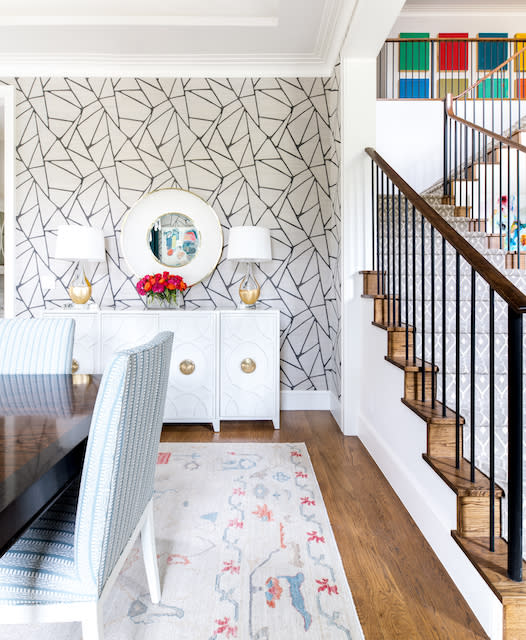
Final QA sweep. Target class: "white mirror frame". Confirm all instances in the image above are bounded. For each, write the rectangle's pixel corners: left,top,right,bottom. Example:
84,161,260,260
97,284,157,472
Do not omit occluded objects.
121,189,223,285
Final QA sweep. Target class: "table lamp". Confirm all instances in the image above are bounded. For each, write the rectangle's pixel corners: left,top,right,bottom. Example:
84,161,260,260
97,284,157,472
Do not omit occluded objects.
227,226,272,307
55,225,106,305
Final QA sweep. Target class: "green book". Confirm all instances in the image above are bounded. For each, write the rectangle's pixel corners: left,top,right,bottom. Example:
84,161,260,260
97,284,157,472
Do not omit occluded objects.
400,32,430,71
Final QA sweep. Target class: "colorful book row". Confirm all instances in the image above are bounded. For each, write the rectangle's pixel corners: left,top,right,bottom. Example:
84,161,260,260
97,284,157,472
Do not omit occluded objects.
399,77,526,99
400,32,526,72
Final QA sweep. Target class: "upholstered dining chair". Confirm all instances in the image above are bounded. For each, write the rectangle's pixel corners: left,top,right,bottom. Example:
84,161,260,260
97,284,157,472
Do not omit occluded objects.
0,317,75,373
0,331,174,639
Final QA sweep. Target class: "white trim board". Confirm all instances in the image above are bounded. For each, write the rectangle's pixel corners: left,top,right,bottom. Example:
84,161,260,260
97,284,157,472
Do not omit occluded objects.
0,54,333,78
280,390,331,411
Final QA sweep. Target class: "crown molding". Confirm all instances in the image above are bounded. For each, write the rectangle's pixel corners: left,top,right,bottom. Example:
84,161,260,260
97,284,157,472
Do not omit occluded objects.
315,0,355,69
0,15,279,27
402,3,526,17
0,52,333,78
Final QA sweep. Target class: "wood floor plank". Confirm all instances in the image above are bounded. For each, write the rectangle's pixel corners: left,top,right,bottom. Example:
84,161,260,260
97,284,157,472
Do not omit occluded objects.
161,411,489,639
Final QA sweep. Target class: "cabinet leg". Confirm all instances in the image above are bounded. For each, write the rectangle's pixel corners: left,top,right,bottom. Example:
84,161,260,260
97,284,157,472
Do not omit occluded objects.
272,416,280,430
212,419,220,433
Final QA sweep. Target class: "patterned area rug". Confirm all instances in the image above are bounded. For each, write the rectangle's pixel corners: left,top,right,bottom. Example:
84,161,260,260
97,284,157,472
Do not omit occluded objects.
1,443,364,639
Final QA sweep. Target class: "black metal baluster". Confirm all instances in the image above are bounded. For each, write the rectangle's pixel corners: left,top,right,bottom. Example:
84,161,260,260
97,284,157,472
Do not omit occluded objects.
387,180,391,326
442,237,446,417
489,286,495,553
421,215,426,401
508,307,523,581
431,226,436,408
392,182,396,324
405,198,409,361
412,205,416,364
455,251,460,469
398,189,402,327
381,171,385,295
517,150,521,268
371,160,375,272
376,166,380,294
470,267,476,483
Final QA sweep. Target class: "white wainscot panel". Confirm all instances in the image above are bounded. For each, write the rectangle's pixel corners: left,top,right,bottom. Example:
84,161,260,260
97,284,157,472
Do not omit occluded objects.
159,312,216,425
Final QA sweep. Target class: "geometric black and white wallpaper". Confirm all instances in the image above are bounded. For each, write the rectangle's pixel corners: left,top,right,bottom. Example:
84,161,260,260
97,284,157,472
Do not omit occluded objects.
9,68,341,394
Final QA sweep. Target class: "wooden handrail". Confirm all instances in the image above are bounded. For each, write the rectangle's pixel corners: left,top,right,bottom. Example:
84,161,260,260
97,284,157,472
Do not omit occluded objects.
453,44,526,100
385,37,526,43
445,94,526,154
365,147,526,313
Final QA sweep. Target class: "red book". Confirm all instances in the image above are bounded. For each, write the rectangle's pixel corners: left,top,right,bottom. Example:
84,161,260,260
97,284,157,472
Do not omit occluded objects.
439,32,469,70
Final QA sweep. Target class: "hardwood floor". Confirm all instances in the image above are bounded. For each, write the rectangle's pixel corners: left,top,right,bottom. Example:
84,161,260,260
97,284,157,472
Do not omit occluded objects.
161,411,489,640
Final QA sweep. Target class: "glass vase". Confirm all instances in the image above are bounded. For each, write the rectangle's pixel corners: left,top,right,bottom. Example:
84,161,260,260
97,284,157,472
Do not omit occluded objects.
146,292,184,310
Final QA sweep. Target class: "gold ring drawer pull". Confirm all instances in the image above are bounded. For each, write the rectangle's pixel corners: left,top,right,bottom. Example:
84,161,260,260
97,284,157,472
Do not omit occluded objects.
240,357,256,374
179,359,195,375
72,358,79,374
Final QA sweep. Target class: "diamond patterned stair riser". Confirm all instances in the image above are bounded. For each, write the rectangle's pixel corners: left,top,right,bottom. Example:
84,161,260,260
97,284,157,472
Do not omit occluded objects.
7,70,342,395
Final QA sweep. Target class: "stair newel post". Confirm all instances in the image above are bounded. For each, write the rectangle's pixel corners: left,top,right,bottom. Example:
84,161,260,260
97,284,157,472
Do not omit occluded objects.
507,306,523,582
455,251,461,469
421,215,426,401
489,286,495,553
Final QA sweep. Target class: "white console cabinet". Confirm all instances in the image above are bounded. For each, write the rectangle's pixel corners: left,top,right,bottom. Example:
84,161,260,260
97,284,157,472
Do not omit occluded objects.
43,308,280,431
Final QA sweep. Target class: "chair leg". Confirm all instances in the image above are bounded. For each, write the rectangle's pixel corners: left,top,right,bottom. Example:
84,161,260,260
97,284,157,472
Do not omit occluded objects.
141,501,161,604
82,602,103,640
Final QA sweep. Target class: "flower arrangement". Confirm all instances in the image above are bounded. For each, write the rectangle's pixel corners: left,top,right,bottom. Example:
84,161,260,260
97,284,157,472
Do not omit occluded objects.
136,271,188,308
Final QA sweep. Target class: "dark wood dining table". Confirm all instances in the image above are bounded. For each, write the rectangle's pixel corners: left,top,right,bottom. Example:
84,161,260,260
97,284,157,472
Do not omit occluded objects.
0,373,100,556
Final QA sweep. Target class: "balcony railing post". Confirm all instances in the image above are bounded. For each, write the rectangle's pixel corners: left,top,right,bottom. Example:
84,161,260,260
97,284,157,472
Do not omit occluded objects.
443,98,449,199
508,306,523,582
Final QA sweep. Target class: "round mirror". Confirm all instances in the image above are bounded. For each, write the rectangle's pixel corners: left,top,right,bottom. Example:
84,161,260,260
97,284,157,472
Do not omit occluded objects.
121,189,223,285
148,212,200,268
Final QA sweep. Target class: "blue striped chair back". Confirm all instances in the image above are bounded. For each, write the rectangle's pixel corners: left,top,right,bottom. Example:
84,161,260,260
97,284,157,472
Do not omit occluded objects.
74,331,173,595
0,318,75,374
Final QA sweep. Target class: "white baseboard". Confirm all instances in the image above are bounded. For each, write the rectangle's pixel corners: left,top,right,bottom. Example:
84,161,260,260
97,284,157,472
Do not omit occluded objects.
330,391,342,429
280,390,331,410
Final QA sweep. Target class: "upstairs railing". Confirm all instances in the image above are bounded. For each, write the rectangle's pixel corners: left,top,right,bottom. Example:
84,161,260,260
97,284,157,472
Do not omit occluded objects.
378,37,526,100
366,146,525,582
444,44,526,263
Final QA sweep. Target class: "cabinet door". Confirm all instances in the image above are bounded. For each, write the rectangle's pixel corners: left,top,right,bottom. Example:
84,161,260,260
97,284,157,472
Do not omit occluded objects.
220,311,278,419
159,312,216,422
101,313,159,371
43,312,100,373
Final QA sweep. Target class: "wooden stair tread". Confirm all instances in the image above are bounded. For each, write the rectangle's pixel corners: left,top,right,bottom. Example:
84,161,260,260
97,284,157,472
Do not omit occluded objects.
385,354,438,373
402,396,461,424
372,321,414,332
423,455,504,497
452,533,526,605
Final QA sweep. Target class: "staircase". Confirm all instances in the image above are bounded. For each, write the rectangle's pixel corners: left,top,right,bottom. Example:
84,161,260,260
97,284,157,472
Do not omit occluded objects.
363,148,526,640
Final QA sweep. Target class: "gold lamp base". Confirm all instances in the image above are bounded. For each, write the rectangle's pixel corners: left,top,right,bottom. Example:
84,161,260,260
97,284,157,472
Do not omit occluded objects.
68,261,92,304
238,263,260,307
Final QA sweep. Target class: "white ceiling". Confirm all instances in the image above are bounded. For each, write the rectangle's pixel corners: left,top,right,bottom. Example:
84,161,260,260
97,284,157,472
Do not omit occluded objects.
0,0,356,77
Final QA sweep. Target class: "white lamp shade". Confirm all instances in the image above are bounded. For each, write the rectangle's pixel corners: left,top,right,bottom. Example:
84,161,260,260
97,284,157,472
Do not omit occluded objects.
55,225,106,262
226,226,272,262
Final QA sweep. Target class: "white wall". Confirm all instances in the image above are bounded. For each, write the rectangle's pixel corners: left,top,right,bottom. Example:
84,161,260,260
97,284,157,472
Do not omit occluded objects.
376,100,444,192
391,14,526,37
